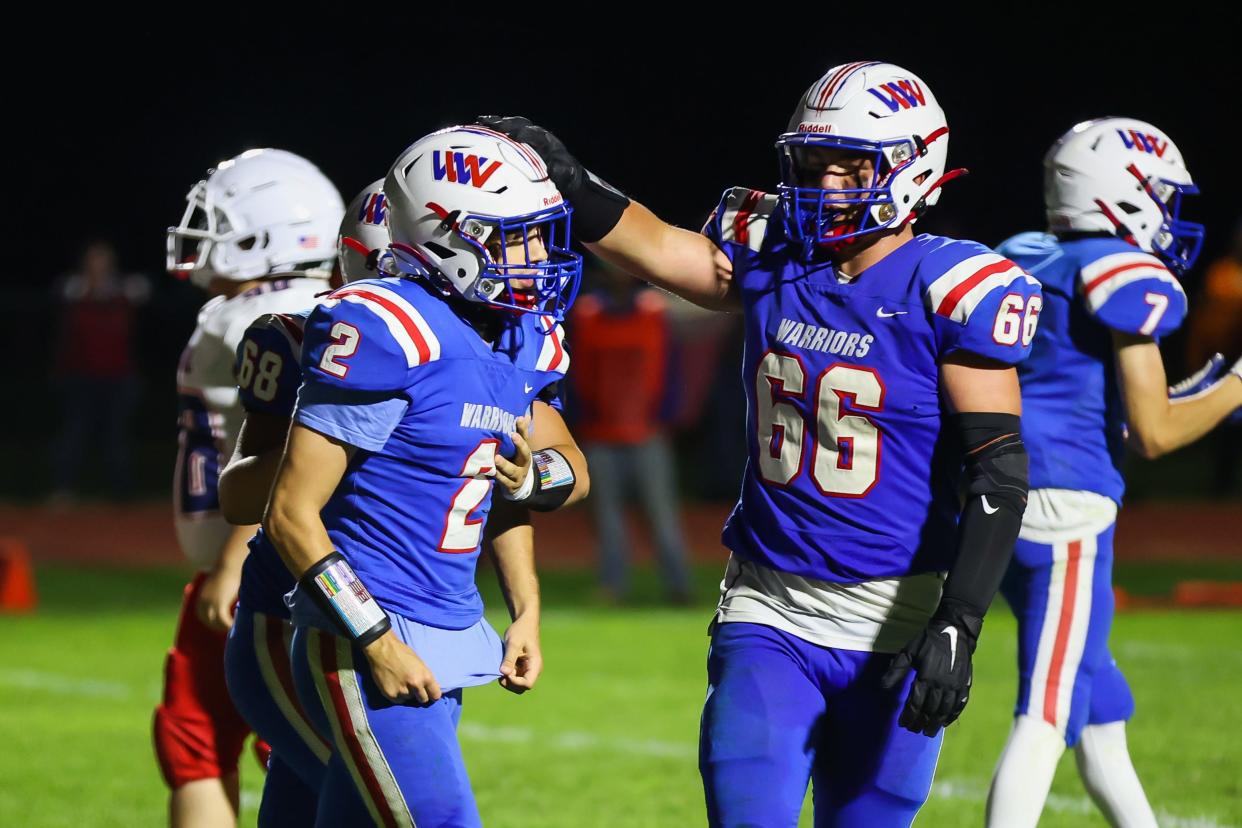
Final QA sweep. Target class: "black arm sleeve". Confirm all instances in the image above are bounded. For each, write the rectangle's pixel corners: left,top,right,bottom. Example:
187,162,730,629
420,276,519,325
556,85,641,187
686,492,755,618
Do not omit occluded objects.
934,412,1029,637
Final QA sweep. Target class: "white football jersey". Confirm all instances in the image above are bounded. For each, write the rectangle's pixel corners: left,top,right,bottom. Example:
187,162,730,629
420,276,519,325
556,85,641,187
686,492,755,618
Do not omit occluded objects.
173,274,328,569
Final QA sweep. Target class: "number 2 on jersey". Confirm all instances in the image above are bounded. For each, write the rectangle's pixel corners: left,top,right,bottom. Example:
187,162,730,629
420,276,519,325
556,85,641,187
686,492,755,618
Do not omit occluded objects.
439,439,499,553
318,322,361,378
755,353,884,497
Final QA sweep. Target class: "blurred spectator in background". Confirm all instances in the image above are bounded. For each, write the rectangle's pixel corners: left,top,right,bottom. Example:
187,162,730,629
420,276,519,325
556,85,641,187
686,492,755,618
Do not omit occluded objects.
570,264,693,603
49,240,149,503
1184,219,1242,495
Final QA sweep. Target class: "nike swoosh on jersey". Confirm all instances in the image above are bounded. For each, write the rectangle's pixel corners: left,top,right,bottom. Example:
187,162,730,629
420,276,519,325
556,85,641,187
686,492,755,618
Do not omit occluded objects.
524,383,534,394
876,307,908,318
981,495,999,515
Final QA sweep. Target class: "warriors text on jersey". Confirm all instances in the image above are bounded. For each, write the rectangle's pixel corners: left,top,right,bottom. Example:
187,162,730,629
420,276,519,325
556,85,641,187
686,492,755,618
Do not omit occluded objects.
705,188,1041,585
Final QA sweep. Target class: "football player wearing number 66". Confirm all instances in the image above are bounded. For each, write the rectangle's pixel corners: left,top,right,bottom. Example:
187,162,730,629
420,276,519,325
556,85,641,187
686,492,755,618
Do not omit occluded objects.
479,59,1040,827
985,119,1242,828
262,126,589,827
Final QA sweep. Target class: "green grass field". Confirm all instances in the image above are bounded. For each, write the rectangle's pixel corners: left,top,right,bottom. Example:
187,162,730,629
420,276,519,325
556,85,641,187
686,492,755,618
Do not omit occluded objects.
1,563,1240,827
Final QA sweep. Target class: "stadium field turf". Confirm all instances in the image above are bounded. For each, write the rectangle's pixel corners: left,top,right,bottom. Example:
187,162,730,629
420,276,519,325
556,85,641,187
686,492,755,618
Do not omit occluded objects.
1,563,1239,827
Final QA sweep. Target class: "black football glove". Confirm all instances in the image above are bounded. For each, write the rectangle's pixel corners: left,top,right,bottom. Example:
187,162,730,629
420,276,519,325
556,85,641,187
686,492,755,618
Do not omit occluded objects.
880,601,983,737
475,115,629,242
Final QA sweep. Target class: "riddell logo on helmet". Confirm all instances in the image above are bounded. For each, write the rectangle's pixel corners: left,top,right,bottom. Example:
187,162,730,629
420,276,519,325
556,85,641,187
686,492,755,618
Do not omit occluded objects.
867,80,926,113
432,151,503,188
1116,130,1168,158
798,122,836,134
543,193,563,207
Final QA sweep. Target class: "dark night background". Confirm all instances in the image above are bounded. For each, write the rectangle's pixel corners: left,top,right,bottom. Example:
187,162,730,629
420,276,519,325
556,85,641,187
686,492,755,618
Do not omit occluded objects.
5,15,1239,500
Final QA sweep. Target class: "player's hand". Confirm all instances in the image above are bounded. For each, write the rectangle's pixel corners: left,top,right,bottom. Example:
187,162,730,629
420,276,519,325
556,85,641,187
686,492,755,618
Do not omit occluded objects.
495,417,533,498
1168,353,1226,399
196,565,242,632
881,606,982,737
498,614,543,694
363,631,442,705
475,116,583,196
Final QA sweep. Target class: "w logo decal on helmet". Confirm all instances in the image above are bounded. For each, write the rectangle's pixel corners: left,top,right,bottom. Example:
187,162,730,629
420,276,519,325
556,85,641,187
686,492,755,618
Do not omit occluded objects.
432,151,503,188
1116,130,1169,158
357,192,388,225
867,80,926,113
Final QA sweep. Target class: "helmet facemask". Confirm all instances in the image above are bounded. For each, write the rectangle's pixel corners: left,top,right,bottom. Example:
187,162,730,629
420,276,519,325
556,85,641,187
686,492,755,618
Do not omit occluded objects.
776,130,958,256
777,135,914,250
1134,169,1204,273
166,181,230,281
390,202,581,322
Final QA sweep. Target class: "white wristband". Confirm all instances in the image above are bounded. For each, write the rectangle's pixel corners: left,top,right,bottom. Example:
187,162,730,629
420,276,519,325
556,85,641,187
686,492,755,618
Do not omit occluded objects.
503,462,536,502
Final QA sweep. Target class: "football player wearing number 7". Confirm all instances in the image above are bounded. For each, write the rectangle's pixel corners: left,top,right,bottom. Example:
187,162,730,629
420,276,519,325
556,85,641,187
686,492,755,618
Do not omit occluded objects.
985,119,1242,828
480,59,1041,827
262,126,588,826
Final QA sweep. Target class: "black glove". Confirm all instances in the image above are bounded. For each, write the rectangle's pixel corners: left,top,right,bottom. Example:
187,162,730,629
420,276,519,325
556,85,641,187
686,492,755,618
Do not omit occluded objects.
475,115,629,242
880,600,982,736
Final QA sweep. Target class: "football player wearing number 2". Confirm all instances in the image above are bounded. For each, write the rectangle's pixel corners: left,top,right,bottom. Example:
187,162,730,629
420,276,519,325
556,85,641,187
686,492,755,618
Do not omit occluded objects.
482,60,1041,826
263,126,587,827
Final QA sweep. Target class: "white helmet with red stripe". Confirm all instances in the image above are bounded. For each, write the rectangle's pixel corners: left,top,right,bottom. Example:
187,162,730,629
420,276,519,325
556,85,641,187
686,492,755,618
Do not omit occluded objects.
167,148,344,289
383,125,582,321
777,61,962,250
337,179,393,283
1045,118,1204,273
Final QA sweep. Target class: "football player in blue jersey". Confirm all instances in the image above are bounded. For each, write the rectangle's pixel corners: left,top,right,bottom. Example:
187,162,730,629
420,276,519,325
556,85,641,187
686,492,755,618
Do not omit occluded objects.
259,127,588,826
481,60,1041,827
219,177,590,826
985,119,1242,828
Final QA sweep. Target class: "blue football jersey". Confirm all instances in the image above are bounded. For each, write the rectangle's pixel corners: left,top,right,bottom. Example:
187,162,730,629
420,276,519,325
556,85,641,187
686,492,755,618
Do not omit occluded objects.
233,310,312,618
999,232,1187,503
706,188,1041,583
295,276,569,629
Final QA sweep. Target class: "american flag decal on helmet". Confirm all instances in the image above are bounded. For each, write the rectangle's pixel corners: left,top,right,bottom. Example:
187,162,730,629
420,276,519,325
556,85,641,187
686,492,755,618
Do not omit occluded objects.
298,235,320,248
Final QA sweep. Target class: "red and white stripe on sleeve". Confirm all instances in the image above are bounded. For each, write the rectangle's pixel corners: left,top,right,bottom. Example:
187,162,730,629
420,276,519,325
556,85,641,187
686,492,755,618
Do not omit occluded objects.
926,253,1038,324
1077,251,1182,315
329,284,441,367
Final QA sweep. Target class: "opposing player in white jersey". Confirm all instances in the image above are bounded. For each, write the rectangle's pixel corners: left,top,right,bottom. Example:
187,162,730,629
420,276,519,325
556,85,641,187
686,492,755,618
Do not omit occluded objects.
986,119,1242,828
156,148,344,827
481,60,1039,826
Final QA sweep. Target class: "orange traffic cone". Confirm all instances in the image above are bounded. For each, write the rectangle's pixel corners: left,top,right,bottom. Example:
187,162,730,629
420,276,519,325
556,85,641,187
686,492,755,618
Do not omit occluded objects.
0,539,37,613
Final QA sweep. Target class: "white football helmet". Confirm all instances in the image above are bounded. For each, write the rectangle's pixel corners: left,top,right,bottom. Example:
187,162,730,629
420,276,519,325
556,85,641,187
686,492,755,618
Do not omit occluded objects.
1045,118,1203,273
384,125,581,321
777,61,964,250
167,148,345,289
337,179,394,284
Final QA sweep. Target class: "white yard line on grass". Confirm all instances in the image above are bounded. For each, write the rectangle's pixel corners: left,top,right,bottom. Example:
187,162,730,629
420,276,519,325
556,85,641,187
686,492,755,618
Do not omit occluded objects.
0,669,132,699
3,669,1233,828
